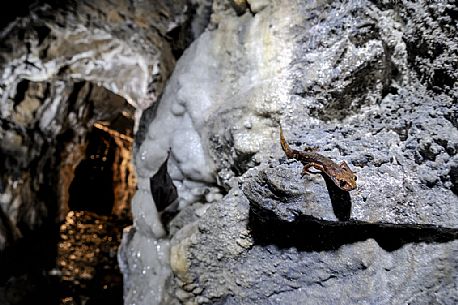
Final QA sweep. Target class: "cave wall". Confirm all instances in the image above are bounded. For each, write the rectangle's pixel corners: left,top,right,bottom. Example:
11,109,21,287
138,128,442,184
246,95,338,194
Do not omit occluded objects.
0,0,457,305
120,0,458,304
0,0,192,109
0,0,211,258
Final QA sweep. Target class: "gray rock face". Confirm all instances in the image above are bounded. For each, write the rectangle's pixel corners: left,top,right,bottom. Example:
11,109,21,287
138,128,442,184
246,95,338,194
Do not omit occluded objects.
169,189,457,305
123,0,458,304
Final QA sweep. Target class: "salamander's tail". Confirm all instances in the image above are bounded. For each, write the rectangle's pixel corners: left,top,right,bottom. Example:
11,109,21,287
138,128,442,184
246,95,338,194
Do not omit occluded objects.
279,125,293,158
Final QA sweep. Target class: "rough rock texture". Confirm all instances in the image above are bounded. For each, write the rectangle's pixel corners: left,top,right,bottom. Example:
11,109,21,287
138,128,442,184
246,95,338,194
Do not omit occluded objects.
121,0,458,304
0,0,198,110
169,189,457,305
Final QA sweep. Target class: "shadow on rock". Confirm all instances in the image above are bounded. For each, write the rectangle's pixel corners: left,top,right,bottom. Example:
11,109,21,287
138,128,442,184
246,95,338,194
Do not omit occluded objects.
321,173,352,221
248,206,458,252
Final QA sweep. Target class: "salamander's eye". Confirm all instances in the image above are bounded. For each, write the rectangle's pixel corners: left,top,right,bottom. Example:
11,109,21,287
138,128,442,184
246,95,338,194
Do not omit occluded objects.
339,180,347,188
354,176,357,181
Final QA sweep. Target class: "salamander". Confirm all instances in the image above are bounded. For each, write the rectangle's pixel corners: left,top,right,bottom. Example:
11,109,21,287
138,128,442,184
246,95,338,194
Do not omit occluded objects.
280,126,357,191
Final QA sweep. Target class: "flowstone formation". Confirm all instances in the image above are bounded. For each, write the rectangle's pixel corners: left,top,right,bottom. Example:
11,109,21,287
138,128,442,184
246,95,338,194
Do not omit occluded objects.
123,0,458,304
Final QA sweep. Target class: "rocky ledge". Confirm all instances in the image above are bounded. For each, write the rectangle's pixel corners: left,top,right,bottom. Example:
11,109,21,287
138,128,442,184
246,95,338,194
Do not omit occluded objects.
121,0,458,304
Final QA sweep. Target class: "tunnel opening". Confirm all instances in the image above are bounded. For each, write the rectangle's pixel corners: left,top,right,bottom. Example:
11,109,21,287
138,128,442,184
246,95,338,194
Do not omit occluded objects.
55,120,136,305
68,127,116,215
55,89,136,305
0,80,136,305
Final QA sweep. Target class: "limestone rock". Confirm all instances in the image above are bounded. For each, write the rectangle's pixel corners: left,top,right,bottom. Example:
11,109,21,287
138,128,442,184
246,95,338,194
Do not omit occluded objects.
169,189,458,304
124,0,458,304
0,0,197,110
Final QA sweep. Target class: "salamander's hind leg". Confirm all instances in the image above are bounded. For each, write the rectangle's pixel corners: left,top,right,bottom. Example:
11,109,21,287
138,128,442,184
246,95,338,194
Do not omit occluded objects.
301,164,312,177
301,162,323,177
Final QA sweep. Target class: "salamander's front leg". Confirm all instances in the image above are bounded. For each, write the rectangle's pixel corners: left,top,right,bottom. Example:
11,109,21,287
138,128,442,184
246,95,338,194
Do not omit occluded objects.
301,164,312,177
339,161,352,171
301,162,324,177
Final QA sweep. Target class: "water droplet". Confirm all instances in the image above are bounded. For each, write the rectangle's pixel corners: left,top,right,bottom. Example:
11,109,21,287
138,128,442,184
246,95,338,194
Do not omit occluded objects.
140,151,147,160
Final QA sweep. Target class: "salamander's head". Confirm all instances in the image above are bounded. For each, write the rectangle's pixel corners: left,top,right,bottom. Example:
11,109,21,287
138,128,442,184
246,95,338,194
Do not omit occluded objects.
332,161,357,191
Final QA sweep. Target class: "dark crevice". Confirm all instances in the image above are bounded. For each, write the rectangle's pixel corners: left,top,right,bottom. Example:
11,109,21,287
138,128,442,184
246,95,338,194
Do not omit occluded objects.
230,0,247,16
449,166,458,196
444,110,458,129
248,206,458,252
246,1,255,16
368,0,396,10
13,79,30,108
66,81,87,111
135,93,160,150
0,0,37,30
166,12,197,61
0,207,19,249
391,121,412,141
0,221,60,286
35,25,51,45
149,151,178,213
232,151,257,177
380,41,394,98
165,0,212,60
431,68,455,90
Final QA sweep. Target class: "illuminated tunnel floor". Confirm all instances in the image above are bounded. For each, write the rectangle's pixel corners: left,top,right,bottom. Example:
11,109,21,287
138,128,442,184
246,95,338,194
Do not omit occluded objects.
54,211,131,305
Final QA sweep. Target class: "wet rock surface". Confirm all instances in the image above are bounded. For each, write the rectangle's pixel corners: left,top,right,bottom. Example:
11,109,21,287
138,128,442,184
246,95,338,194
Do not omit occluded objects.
56,211,130,305
123,0,458,304
0,210,131,305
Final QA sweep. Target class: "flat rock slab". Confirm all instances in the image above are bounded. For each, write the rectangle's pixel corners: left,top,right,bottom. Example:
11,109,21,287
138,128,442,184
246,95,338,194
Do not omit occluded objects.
243,161,338,222
169,190,458,305
243,158,458,229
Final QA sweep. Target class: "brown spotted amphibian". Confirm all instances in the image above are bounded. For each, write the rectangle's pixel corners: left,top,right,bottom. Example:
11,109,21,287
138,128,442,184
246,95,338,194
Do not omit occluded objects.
280,126,357,191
